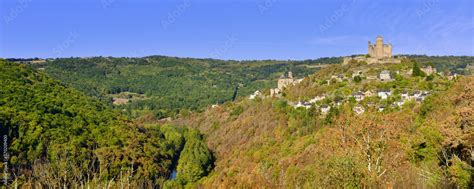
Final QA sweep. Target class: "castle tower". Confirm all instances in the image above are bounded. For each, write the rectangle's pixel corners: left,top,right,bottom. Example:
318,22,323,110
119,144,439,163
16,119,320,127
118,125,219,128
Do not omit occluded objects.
375,36,383,58
368,41,374,57
376,36,383,47
368,36,392,59
288,71,293,79
384,44,392,58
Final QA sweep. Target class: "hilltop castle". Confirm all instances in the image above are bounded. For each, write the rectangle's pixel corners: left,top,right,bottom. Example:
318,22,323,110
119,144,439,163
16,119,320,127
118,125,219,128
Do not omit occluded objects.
344,36,401,64
368,36,392,59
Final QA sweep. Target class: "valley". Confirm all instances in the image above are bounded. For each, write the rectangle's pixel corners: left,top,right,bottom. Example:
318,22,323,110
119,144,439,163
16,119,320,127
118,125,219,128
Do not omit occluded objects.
3,53,472,188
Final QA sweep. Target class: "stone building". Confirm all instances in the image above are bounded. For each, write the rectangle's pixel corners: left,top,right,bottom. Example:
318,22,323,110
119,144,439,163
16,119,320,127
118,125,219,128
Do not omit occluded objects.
379,70,391,81
270,71,303,97
343,36,401,65
277,71,295,90
421,65,437,75
368,36,392,59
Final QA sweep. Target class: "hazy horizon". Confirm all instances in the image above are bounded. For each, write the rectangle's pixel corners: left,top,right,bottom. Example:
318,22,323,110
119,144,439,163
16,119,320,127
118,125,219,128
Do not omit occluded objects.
3,53,474,62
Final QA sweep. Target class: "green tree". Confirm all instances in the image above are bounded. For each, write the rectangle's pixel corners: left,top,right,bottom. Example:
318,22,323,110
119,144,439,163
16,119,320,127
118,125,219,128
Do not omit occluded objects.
412,61,426,77
176,129,213,184
353,75,362,83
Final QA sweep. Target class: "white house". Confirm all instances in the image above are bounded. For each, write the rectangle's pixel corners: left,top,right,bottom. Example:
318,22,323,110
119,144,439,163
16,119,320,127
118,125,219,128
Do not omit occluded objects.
378,106,386,112
295,101,312,109
352,92,365,102
320,105,331,115
395,100,405,107
413,91,422,98
416,93,428,102
249,90,262,99
335,100,343,106
448,73,458,81
379,70,391,81
401,91,409,100
377,90,391,100
309,95,325,103
353,104,365,115
364,90,375,97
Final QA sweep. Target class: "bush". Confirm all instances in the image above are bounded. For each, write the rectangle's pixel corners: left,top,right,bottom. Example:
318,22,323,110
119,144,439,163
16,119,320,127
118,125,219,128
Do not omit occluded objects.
323,156,363,188
447,157,473,188
353,75,362,83
273,99,288,112
230,105,244,117
426,74,434,81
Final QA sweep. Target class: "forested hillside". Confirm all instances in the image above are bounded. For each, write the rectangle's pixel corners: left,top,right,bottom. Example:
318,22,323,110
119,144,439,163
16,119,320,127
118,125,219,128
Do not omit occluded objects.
28,55,471,121
407,55,473,75
0,60,213,188
32,56,341,119
172,60,473,188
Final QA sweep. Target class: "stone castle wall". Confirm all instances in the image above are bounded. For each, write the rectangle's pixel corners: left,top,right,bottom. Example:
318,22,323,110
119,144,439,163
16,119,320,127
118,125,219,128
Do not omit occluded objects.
368,36,392,59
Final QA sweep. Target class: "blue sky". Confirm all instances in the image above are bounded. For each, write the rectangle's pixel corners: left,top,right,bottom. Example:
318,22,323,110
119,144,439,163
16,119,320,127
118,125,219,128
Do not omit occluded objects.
1,0,472,60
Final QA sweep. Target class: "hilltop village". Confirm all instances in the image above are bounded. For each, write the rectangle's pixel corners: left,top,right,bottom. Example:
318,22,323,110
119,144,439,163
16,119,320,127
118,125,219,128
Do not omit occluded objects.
247,36,459,116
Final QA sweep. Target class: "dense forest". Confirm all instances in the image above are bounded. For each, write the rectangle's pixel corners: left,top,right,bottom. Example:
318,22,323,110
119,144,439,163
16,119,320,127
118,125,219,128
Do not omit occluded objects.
0,60,213,188
172,60,473,188
31,56,341,119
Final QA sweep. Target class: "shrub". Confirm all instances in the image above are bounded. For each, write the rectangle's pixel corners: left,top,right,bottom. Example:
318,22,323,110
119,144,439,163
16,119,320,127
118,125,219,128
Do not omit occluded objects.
447,157,472,188
353,75,362,83
412,61,426,77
